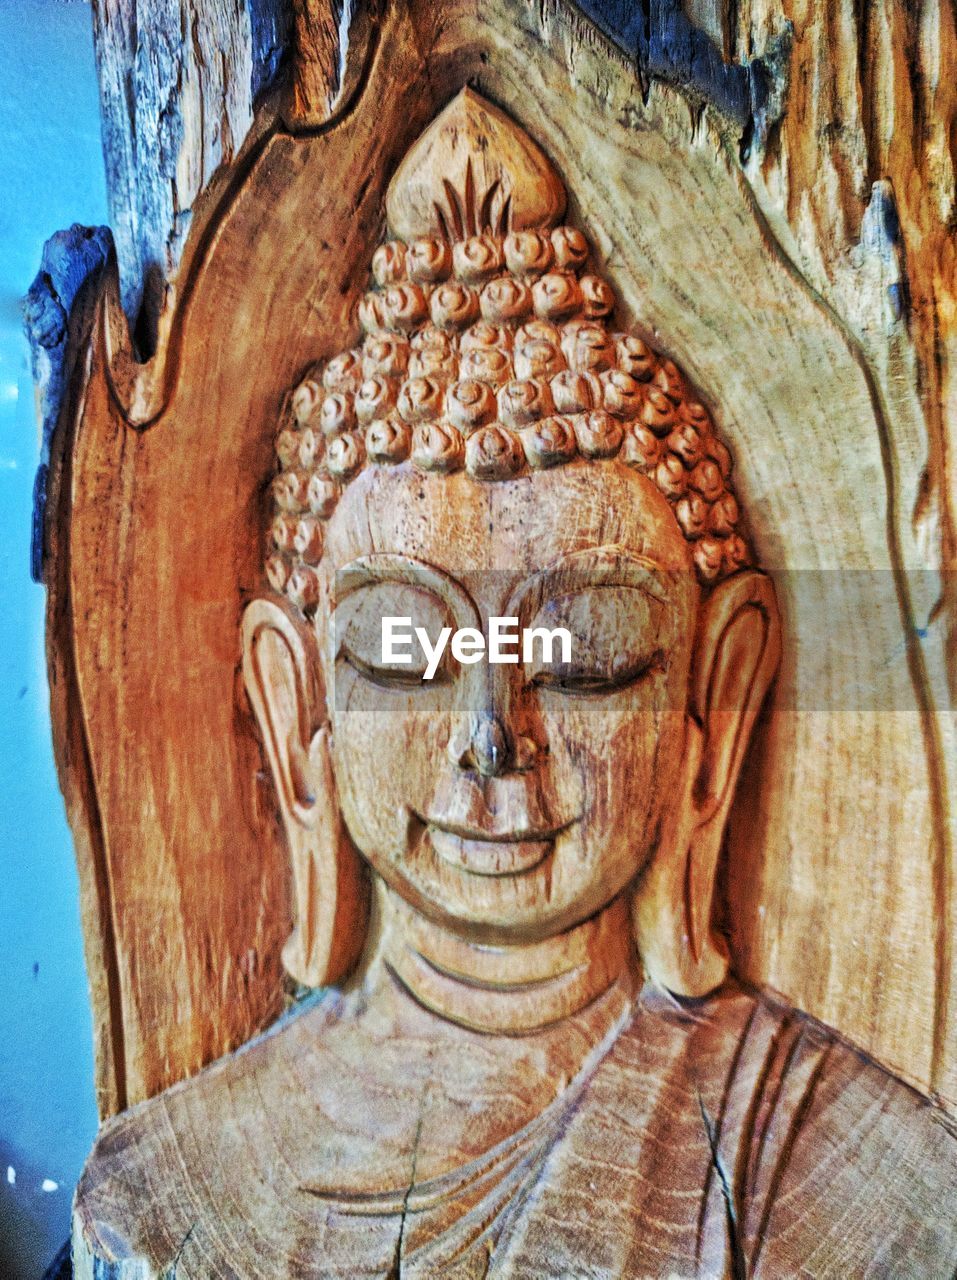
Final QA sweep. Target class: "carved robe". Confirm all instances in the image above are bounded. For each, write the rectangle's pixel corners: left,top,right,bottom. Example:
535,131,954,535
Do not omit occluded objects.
75,974,957,1277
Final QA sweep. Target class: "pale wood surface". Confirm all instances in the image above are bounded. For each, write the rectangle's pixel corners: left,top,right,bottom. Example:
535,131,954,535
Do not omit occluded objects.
51,0,954,1116
732,0,957,1106
73,967,957,1277
52,3,957,1272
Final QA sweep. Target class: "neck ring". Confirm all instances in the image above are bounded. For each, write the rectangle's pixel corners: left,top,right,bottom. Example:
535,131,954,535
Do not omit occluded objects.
381,889,636,1034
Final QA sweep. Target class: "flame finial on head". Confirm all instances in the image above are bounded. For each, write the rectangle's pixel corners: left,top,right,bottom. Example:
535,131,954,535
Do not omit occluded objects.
386,88,567,242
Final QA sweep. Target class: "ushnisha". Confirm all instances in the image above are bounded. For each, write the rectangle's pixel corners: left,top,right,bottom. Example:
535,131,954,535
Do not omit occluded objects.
267,219,749,617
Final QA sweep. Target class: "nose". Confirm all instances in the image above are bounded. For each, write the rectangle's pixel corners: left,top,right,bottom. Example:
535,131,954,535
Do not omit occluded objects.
454,710,541,777
471,715,509,777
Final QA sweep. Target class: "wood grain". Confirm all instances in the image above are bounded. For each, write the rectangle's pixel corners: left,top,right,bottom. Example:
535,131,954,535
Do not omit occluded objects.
90,0,291,342
733,0,957,1105
72,967,957,1276
48,0,955,1123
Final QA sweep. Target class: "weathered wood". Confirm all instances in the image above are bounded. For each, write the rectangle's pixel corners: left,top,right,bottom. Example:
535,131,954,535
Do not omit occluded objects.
91,0,292,343
51,0,954,1117
288,0,343,123
42,0,957,1272
90,0,380,350
733,0,957,1104
23,223,112,582
34,229,120,1118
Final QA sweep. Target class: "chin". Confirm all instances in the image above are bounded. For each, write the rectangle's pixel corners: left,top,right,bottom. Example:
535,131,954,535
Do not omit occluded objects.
362,817,636,945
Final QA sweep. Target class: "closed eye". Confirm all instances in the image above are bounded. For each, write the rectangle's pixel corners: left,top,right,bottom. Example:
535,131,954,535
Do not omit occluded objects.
333,578,456,687
532,649,666,695
339,647,450,689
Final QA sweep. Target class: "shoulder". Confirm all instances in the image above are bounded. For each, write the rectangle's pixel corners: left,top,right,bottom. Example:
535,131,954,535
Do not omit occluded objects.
615,981,957,1276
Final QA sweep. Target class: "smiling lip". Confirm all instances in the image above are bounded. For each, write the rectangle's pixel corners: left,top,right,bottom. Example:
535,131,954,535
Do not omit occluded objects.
422,818,572,878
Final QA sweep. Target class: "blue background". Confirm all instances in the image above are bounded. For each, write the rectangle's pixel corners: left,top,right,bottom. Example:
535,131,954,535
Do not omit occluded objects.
0,2,105,1275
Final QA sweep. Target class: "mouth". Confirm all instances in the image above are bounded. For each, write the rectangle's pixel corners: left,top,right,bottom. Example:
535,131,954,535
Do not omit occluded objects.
415,814,575,877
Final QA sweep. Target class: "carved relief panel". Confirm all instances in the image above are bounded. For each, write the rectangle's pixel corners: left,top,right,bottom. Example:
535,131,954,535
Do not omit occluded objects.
45,1,957,1274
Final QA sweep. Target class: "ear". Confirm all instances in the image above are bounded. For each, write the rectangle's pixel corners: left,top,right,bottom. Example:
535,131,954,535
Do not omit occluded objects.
633,570,781,997
241,597,368,987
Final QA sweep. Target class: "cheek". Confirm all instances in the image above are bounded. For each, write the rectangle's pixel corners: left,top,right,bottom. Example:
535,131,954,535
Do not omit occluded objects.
542,669,689,875
600,704,686,850
328,668,450,857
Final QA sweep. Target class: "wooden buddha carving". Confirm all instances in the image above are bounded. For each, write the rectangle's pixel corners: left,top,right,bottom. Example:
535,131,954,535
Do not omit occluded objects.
70,91,957,1278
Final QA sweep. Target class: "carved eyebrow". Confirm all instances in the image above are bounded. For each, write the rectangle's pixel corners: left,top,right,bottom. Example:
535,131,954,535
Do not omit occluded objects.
333,553,479,625
505,545,679,616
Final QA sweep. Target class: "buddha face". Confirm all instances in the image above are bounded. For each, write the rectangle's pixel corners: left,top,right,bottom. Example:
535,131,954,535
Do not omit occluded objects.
242,93,781,996
311,460,698,943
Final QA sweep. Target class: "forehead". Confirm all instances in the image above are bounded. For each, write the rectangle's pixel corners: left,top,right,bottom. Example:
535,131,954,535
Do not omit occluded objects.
320,460,694,578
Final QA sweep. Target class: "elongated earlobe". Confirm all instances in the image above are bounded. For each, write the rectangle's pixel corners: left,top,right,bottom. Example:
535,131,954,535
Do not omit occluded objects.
241,597,368,986
633,571,781,996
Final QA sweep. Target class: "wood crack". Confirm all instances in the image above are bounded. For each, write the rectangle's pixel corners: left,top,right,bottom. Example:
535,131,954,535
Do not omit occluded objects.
169,1221,198,1274
697,1090,748,1280
393,1089,428,1278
